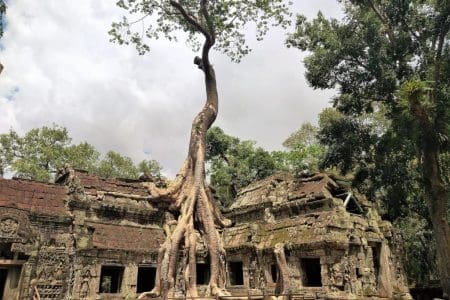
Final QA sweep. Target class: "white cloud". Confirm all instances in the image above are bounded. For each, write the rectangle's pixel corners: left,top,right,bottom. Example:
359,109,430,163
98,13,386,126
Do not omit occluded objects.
0,0,341,176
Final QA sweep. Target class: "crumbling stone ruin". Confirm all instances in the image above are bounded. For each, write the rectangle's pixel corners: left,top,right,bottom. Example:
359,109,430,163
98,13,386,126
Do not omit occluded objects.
0,168,411,299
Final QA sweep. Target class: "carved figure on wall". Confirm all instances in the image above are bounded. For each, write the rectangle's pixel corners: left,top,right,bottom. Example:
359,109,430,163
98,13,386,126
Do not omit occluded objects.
36,250,68,284
79,269,92,299
0,218,19,237
0,208,34,242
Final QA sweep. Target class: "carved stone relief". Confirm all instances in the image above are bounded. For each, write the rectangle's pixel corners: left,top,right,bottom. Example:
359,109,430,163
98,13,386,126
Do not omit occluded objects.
0,208,34,242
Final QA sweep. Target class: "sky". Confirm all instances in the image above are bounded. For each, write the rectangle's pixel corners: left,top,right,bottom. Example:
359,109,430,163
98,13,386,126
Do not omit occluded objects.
0,1,342,176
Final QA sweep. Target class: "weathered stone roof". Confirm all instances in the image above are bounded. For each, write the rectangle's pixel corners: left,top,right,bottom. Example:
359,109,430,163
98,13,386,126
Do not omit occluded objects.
73,169,150,197
90,222,165,252
230,172,338,210
223,172,385,251
0,177,69,217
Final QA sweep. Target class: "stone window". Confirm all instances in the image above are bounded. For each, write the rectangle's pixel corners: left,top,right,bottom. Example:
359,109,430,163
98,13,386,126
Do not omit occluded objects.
136,266,156,293
196,263,210,285
98,266,124,293
301,258,322,287
228,261,244,286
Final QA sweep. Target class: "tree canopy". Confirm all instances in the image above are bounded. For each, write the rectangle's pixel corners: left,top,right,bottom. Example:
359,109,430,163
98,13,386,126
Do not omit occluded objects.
206,127,277,206
110,0,292,61
0,125,162,182
206,126,325,207
287,0,449,291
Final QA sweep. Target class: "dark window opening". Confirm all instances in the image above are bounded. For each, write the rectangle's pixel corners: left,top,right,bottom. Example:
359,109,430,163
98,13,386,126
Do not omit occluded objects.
18,253,29,261
228,261,244,285
371,245,381,281
342,193,364,215
137,266,156,293
0,243,13,259
346,198,363,215
301,258,322,287
0,268,7,299
98,266,124,293
196,263,210,285
270,264,277,283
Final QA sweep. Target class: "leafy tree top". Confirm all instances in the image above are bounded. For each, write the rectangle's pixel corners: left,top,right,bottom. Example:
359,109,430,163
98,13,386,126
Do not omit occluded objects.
109,0,292,61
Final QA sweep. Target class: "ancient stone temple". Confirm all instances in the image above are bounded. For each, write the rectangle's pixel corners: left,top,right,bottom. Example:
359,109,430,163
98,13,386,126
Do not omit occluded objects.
0,168,411,299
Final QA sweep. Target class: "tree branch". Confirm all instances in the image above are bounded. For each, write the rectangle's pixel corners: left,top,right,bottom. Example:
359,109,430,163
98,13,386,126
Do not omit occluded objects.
169,1,210,40
200,0,215,43
367,0,394,43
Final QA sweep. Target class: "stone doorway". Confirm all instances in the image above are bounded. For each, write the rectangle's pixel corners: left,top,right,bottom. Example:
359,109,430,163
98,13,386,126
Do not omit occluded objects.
136,266,156,293
0,268,7,299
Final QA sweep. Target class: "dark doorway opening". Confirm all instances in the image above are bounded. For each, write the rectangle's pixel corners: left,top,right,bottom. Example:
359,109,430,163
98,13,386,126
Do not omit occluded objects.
98,266,124,293
0,244,12,259
136,266,156,293
228,261,244,286
301,258,322,287
270,264,277,283
196,263,210,285
0,268,7,299
371,244,381,283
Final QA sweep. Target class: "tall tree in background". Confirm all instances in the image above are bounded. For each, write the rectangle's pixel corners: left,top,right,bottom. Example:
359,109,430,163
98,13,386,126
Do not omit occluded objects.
0,125,162,181
276,121,325,174
110,1,291,298
206,127,277,207
287,0,449,293
0,0,6,73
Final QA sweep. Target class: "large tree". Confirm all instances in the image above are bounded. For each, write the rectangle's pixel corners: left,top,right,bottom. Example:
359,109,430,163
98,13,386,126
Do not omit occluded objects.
287,0,450,293
0,125,162,181
110,1,291,298
206,126,277,207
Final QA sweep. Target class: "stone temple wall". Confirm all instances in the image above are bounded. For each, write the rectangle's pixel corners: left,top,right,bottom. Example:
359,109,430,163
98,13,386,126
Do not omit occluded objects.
0,168,411,299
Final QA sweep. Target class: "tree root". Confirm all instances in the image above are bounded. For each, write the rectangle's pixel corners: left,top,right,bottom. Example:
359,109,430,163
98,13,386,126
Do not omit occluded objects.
140,151,232,299
274,243,291,297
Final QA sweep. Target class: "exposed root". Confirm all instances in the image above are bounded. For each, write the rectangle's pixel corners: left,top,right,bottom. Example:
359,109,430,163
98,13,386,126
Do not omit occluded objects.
274,243,291,297
141,156,232,298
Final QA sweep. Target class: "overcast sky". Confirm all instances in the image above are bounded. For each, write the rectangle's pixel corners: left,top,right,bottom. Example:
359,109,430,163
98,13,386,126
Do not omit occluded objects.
0,1,342,176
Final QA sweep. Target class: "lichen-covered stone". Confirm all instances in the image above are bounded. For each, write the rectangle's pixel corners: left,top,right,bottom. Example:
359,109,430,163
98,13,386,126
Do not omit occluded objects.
0,169,411,299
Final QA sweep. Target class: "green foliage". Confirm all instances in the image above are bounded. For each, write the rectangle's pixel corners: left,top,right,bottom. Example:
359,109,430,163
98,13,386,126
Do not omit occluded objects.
282,122,318,149
287,0,450,286
0,125,98,182
206,127,277,207
394,214,437,286
274,120,326,175
138,159,163,177
206,126,327,206
109,0,292,61
96,151,139,179
0,125,162,182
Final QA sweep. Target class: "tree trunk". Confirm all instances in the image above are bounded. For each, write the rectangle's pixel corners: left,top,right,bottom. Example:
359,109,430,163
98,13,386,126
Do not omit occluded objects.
422,144,450,296
139,40,232,299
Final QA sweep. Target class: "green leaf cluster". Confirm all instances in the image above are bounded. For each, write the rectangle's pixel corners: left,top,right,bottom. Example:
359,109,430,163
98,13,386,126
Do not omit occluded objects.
0,125,163,182
206,127,277,207
287,0,450,286
110,0,292,61
206,126,326,207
